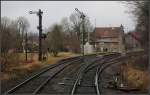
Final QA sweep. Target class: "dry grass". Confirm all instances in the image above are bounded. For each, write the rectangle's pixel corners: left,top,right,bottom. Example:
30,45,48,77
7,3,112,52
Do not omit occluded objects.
125,66,149,91
1,52,78,81
1,52,109,80
122,55,149,91
1,53,44,80
45,52,114,65
46,52,79,64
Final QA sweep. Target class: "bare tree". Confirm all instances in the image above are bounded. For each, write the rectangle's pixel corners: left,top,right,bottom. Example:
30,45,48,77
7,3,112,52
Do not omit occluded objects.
61,18,75,52
60,13,94,53
0,17,21,56
125,1,149,51
61,17,72,33
1,17,23,71
47,24,63,57
70,12,93,43
16,17,30,53
1,17,12,58
27,32,37,52
70,13,82,40
60,17,80,53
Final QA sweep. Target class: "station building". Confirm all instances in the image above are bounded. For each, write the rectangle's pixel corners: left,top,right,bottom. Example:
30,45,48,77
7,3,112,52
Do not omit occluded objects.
92,25,125,53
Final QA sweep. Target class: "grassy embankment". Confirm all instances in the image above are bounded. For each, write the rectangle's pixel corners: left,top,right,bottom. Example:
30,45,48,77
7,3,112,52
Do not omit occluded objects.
122,54,149,92
1,51,114,81
1,52,78,80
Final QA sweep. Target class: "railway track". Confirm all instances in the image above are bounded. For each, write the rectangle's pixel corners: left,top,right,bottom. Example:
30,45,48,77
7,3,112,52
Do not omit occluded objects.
70,51,143,95
3,56,82,95
3,51,144,95
3,54,99,95
39,55,99,94
95,51,144,94
70,53,121,95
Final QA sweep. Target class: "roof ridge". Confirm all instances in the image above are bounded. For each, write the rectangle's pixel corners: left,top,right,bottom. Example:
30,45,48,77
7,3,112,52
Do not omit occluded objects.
95,27,120,28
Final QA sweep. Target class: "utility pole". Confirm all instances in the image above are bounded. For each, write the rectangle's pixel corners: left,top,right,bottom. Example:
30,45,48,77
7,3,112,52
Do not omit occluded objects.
38,9,43,61
75,8,86,62
82,16,85,59
94,19,96,49
25,31,28,61
29,9,43,61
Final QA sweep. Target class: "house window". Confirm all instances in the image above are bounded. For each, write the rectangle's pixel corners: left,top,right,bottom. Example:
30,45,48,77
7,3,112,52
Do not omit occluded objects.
104,48,108,52
135,44,138,47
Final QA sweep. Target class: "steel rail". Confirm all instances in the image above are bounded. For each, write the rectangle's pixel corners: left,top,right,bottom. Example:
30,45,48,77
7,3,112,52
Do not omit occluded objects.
33,58,81,94
70,57,102,95
95,51,144,95
94,53,123,95
95,57,127,94
4,57,81,95
95,53,135,94
4,54,98,95
70,53,120,95
95,55,124,95
70,63,84,95
84,53,121,73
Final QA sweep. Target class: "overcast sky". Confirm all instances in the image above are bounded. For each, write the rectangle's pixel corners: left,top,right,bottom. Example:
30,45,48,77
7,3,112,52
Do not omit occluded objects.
1,1,135,33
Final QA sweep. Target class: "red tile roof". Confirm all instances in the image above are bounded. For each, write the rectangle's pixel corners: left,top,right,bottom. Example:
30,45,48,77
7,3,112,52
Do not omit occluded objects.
95,27,121,38
129,31,141,42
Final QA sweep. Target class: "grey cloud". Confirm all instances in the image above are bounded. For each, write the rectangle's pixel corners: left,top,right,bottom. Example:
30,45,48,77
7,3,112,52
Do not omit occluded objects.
1,1,135,33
